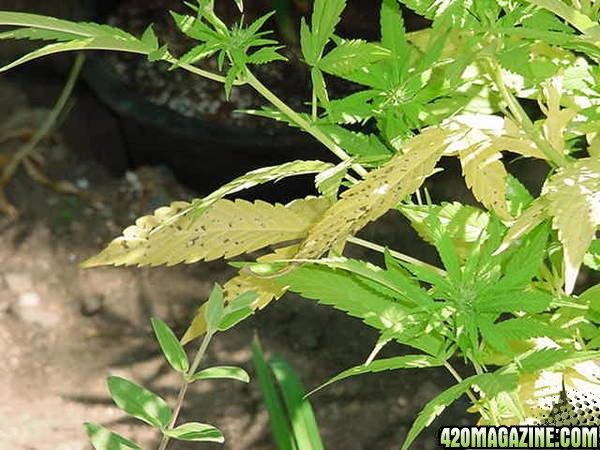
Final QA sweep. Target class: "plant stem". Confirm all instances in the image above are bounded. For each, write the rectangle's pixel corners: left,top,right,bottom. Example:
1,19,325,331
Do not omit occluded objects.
443,361,478,404
485,58,568,168
244,69,368,178
0,53,85,186
172,55,368,179
157,331,214,450
346,236,447,276
167,56,245,86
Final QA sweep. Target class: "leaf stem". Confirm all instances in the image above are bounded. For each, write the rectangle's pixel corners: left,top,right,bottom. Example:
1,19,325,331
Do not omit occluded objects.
157,331,214,450
165,56,245,85
485,58,568,168
170,54,368,179
443,361,492,423
244,69,368,178
346,236,447,276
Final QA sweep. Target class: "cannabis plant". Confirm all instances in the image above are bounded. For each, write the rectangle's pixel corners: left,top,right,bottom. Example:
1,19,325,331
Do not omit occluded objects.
0,0,598,448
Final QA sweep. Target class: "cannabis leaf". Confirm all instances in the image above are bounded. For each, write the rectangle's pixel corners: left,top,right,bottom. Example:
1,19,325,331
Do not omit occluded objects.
317,39,390,78
294,123,453,260
171,7,285,97
300,0,389,108
276,262,447,356
401,377,473,450
546,159,600,294
315,124,391,158
516,350,600,424
310,354,443,396
497,158,600,294
401,0,500,26
300,0,346,65
399,202,490,260
0,12,162,72
185,159,334,220
181,245,298,344
81,197,329,268
445,114,548,220
403,370,519,448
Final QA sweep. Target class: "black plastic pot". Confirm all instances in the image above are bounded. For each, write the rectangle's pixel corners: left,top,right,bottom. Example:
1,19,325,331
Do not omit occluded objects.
77,0,331,198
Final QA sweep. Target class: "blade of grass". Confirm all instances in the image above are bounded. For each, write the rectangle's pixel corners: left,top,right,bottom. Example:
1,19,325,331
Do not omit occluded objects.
251,336,298,450
269,356,324,450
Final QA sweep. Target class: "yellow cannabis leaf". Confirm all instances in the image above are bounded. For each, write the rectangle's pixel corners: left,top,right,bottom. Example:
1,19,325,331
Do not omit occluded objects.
495,197,549,255
496,118,547,160
296,114,545,260
450,115,545,220
81,197,329,268
517,347,600,425
544,158,600,294
540,76,579,156
459,131,511,220
497,158,599,295
181,245,298,344
511,362,600,425
294,124,451,259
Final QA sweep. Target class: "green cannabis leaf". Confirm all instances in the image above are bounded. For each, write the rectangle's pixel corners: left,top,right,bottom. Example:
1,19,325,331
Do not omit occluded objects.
0,12,164,72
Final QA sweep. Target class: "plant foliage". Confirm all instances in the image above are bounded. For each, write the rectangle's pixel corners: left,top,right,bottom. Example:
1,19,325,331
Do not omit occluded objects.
1,0,598,447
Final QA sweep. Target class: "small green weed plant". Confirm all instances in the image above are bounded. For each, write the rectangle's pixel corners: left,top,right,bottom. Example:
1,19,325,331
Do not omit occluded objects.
0,0,599,448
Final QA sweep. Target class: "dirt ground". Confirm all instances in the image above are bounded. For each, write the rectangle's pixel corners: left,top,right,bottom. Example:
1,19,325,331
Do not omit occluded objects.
0,66,478,450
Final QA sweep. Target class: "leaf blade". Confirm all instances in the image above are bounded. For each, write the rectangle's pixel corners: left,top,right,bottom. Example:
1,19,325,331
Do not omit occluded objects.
269,356,324,450
188,366,250,383
151,318,189,373
163,423,224,442
85,423,141,450
106,377,172,428
309,354,443,396
81,197,329,268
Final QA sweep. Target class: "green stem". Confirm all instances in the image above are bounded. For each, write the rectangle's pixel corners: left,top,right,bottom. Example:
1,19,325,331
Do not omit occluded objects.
169,56,368,179
244,69,368,178
0,53,85,186
443,361,500,426
164,56,245,85
443,361,479,407
486,58,568,168
157,331,214,450
346,236,447,276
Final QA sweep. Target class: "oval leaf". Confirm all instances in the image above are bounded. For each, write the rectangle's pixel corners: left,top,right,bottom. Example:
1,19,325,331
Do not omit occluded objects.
151,318,189,373
217,290,258,331
188,366,250,383
84,423,141,450
163,422,224,443
205,284,224,333
106,376,172,428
